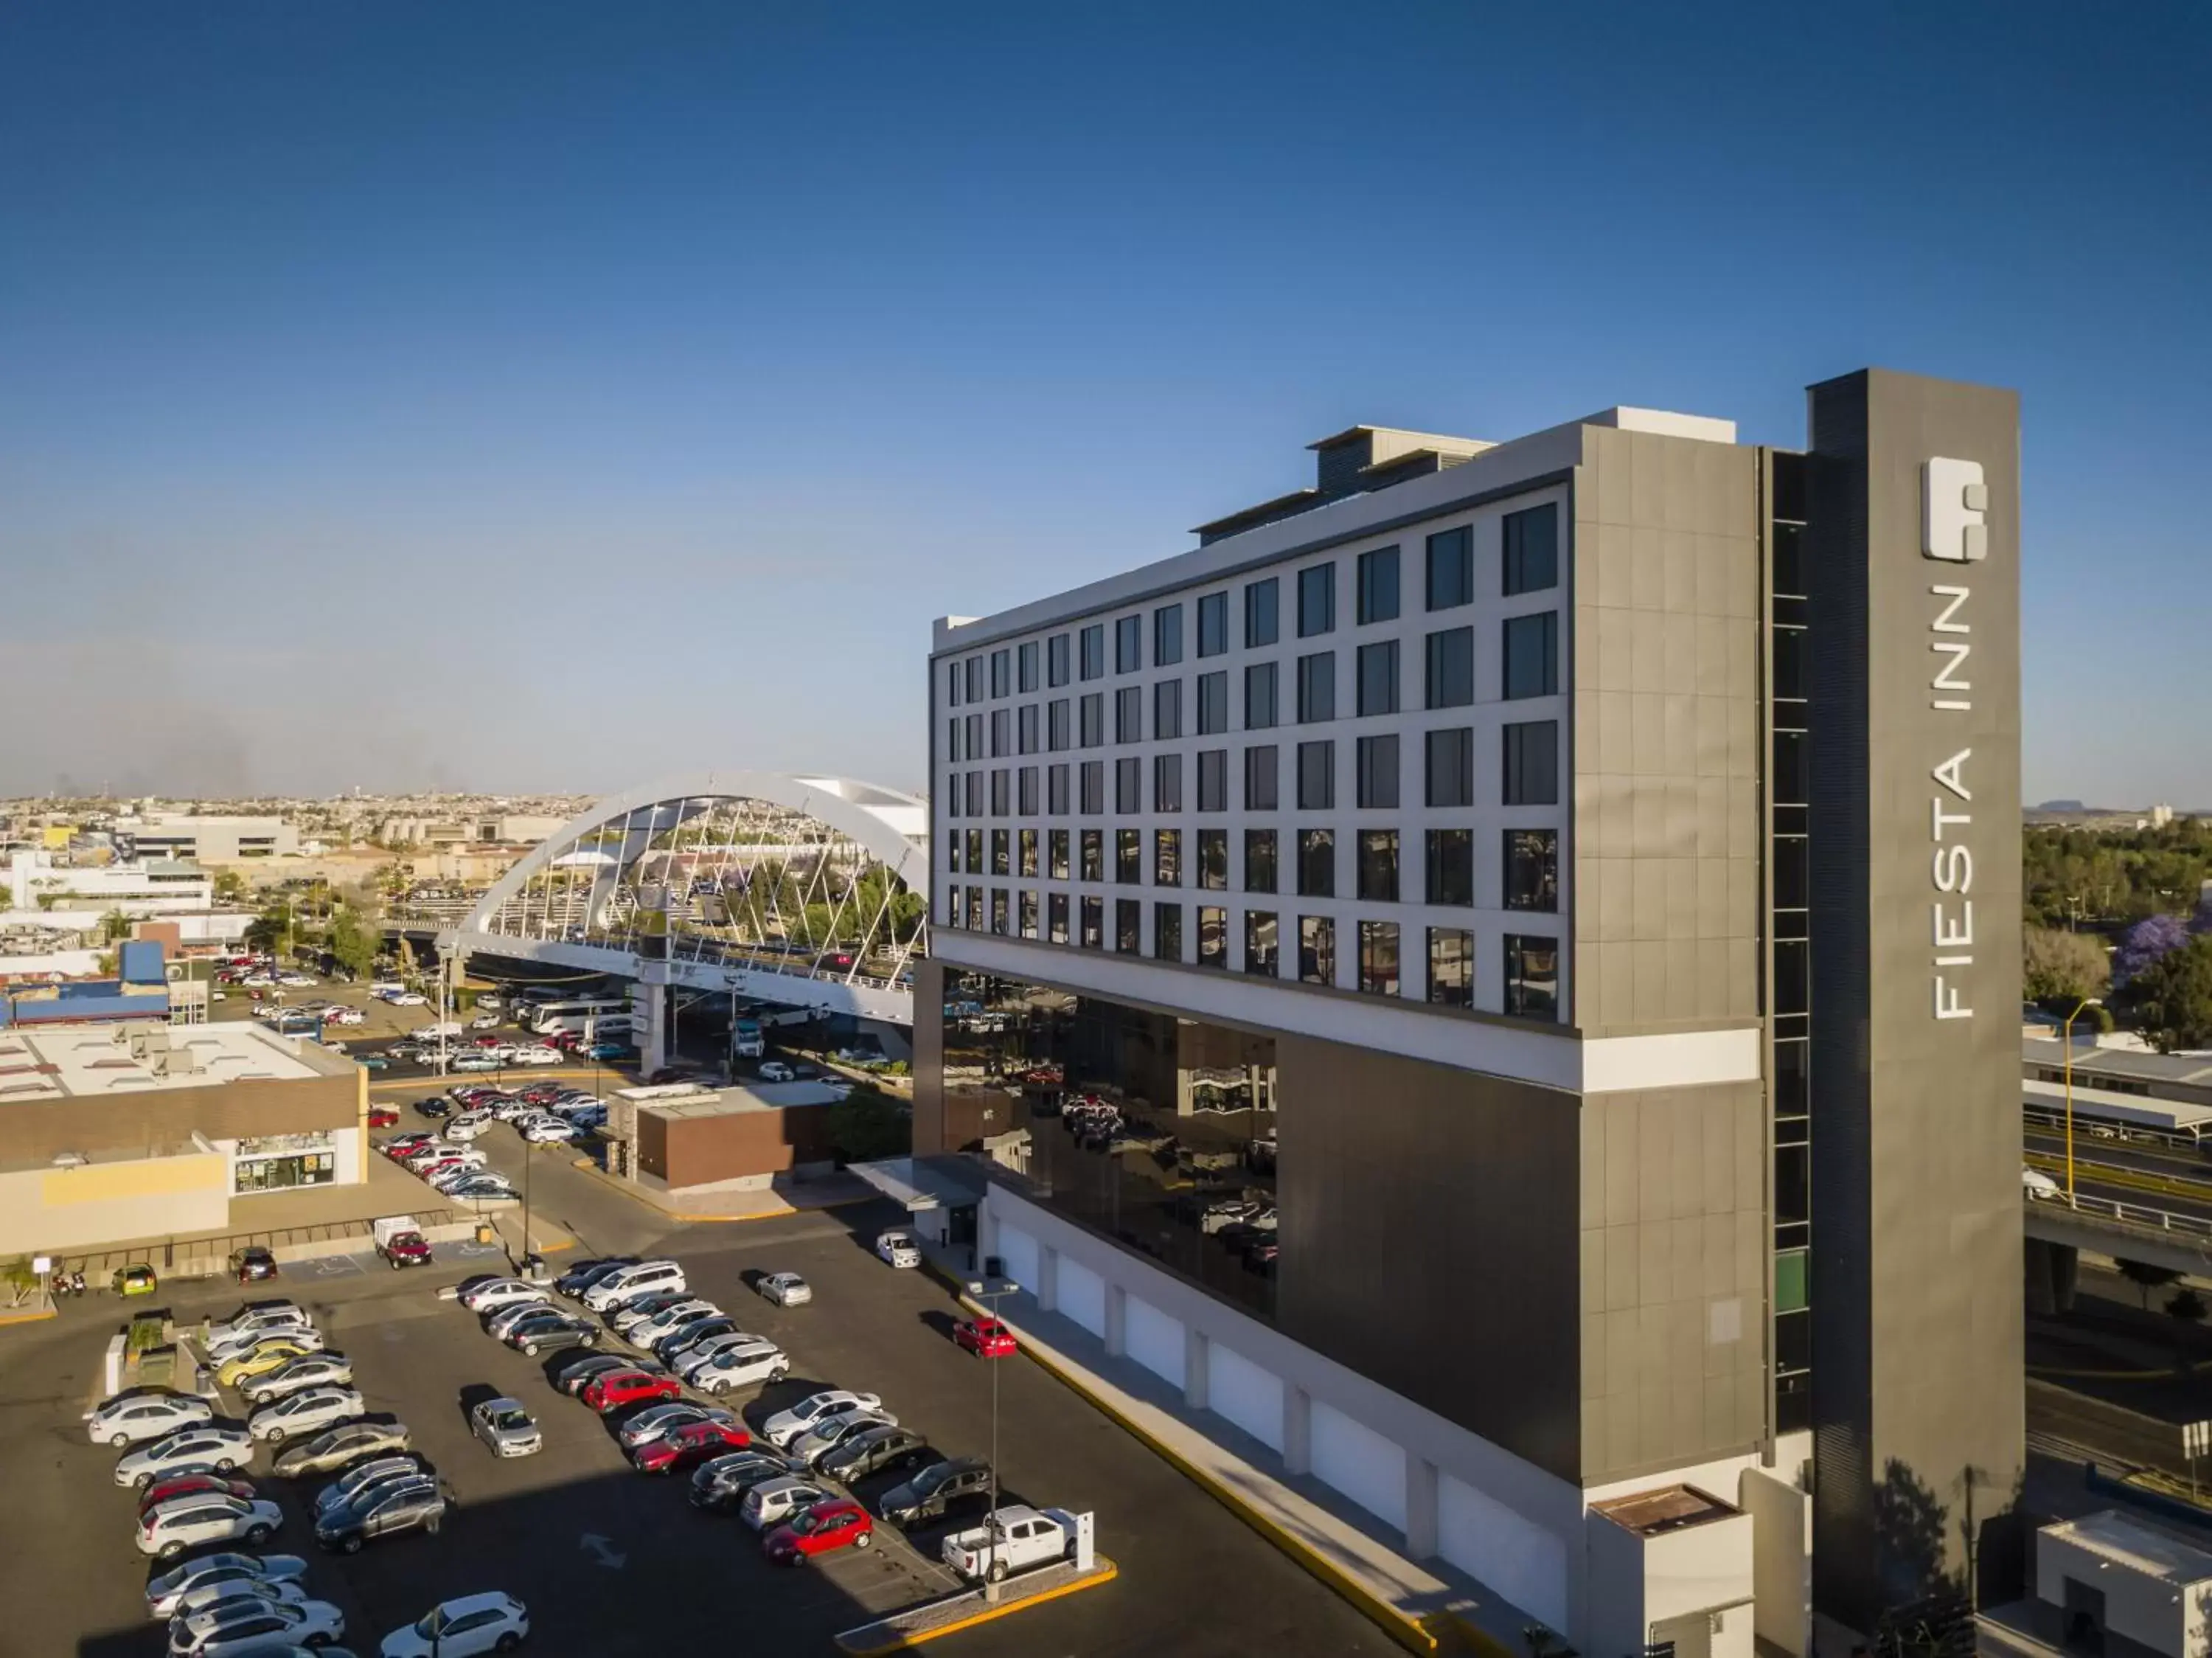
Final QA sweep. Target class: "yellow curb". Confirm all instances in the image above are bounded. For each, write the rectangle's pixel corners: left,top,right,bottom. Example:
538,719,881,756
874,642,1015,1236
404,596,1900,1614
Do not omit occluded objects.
923,1260,1438,1656
835,1560,1119,1655
0,1305,58,1327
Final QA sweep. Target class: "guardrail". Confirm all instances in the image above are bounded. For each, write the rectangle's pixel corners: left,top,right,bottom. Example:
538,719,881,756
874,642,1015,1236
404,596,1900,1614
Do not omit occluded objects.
2031,1190,2212,1240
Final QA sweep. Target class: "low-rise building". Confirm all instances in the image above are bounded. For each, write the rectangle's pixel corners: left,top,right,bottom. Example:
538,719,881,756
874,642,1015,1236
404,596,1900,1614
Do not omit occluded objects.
122,814,300,862
602,1081,844,1197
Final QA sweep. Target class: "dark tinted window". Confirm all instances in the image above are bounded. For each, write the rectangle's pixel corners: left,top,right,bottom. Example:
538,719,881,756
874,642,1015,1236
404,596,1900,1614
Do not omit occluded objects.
1244,578,1279,648
1425,628,1473,708
1243,746,1278,811
1427,727,1472,808
1426,829,1472,905
1501,503,1558,595
1502,612,1557,698
1296,828,1334,897
1357,546,1399,625
1295,740,1333,811
1356,734,1398,810
1244,828,1277,892
1197,592,1228,656
1116,615,1142,673
1079,625,1105,681
1047,634,1070,687
1426,527,1472,610
1154,605,1184,666
1502,721,1558,805
1503,829,1559,912
1296,564,1334,637
1356,641,1397,716
1295,653,1335,723
1198,671,1229,735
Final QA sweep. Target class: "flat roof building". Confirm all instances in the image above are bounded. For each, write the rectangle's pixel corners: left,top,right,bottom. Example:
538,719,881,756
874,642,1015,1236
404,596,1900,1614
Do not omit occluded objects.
122,814,299,863
913,368,2023,1649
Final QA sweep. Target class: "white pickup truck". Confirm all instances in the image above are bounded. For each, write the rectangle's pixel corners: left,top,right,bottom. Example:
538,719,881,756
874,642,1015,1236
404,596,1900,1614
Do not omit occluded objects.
940,1505,1085,1583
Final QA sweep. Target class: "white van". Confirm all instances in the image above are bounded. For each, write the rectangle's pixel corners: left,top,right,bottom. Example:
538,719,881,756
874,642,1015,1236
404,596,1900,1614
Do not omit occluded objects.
582,1260,686,1312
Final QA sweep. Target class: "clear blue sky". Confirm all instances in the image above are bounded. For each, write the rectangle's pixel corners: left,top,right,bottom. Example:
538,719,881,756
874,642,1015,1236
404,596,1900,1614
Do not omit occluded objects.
3,2,2204,805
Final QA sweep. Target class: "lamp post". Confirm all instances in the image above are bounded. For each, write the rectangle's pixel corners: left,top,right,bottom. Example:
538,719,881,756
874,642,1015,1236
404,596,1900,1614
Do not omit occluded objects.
2062,995,2101,1203
983,1279,1007,1592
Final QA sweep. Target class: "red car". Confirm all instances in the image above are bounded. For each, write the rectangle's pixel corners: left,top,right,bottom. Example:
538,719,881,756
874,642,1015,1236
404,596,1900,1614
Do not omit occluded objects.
383,1133,437,1157
368,1106,400,1129
765,1497,874,1565
136,1473,255,1519
582,1369,684,1415
519,1083,564,1105
633,1417,751,1474
953,1317,1018,1359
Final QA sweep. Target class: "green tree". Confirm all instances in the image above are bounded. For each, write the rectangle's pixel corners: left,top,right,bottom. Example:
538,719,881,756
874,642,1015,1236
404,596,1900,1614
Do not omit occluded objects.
2023,926,2111,1008
2119,934,2212,1054
212,867,249,904
243,902,290,955
826,1090,910,1165
2118,1258,2182,1311
327,912,378,982
2165,1287,2208,1360
97,909,131,944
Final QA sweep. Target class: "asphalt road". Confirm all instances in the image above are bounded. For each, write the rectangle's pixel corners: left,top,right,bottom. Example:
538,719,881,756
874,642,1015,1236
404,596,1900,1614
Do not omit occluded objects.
1,1168,1389,1657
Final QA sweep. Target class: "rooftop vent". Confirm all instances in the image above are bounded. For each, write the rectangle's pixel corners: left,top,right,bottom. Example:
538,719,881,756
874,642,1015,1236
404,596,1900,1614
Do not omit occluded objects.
1193,425,1494,546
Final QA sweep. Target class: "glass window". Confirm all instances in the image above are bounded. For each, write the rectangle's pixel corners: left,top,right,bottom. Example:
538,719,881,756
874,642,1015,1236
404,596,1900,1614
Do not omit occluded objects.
1357,545,1400,625
1773,521,1805,597
1197,828,1228,889
1018,640,1039,693
1048,633,1071,687
1116,829,1141,884
1426,726,1472,808
1018,766,1038,815
964,887,983,930
1357,829,1399,902
990,829,1010,875
1298,915,1336,986
966,657,986,702
990,709,1010,757
1116,686,1142,743
1502,612,1558,699
1019,889,1038,938
1019,828,1038,878
1155,604,1184,667
1018,704,1039,755
1244,662,1277,729
1244,909,1279,975
964,828,982,873
1079,693,1104,747
1295,740,1334,811
1244,577,1279,648
1080,624,1105,681
947,717,961,763
1154,679,1183,740
1297,828,1335,897
966,712,983,757
965,771,982,816
1502,720,1559,805
1197,592,1228,657
1153,903,1183,962
1155,828,1182,886
1048,699,1070,752
1048,763,1069,814
1197,749,1228,813
1295,652,1335,723
1049,829,1070,879
1116,899,1142,954
1426,829,1473,906
1116,614,1143,673
1426,526,1472,611
1080,895,1103,948
1048,892,1069,943
1504,934,1559,1020
947,659,962,707
1198,671,1229,735
1080,829,1103,881
1773,836,1808,912
991,649,1011,698
990,889,1009,934
1425,627,1474,708
1197,906,1226,968
1427,928,1472,1007
1774,1248,1809,1315
1356,734,1398,809
1245,828,1278,893
1503,828,1559,912
1116,757,1141,812
947,834,962,873
1773,729,1807,808
1079,760,1104,815
1358,920,1400,996
1297,563,1335,637
1773,626,1806,704
1356,640,1398,716
1501,502,1559,595
990,769,1009,816
1243,745,1279,811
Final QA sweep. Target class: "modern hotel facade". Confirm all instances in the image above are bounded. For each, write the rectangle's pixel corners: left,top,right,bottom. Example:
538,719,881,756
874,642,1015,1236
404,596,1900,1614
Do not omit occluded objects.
914,369,2023,1649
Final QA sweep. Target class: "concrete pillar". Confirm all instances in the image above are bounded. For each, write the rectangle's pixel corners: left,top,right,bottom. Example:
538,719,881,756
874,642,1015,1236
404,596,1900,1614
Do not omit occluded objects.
1184,1328,1210,1412
1036,1246,1059,1314
637,968,672,1074
2024,1237,2080,1317
1104,1283,1127,1358
1282,1385,1312,1477
1404,1452,1439,1560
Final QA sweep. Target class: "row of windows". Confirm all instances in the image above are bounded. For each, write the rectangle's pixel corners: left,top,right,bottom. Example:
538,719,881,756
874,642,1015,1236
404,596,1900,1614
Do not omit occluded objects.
943,613,1559,763
944,505,1561,706
946,824,1558,909
939,887,1559,1019
945,719,1560,819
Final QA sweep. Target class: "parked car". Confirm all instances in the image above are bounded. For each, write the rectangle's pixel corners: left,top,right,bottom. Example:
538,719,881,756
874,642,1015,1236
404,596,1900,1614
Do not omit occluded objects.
116,1426,255,1488
941,1504,1081,1582
168,1596,344,1655
762,1390,884,1449
240,1352,355,1406
136,1471,257,1519
157,1574,306,1630
633,1418,751,1474
485,1301,565,1340
313,1456,428,1520
653,1315,742,1362
554,1353,664,1396
206,1302,312,1349
818,1423,930,1485
555,1258,638,1300
273,1420,412,1479
874,1229,921,1269
791,1407,898,1468
503,1312,598,1358
953,1317,1018,1359
581,1369,682,1414
616,1402,735,1452
315,1472,448,1553
374,1219,433,1269
687,1449,807,1513
376,1592,529,1657
85,1390,213,1449
447,1111,494,1140
742,1475,832,1531
679,1339,789,1394
368,1105,400,1129
444,1176,521,1201
217,1334,330,1387
582,1260,686,1313
138,1493,286,1559
626,1299,722,1349
460,1278,552,1315
145,1552,310,1620
880,1455,995,1530
413,1096,452,1120
470,1398,542,1458
764,1497,874,1565
755,1271,812,1308
514,1044,564,1065
248,1386,365,1443
756,1061,794,1083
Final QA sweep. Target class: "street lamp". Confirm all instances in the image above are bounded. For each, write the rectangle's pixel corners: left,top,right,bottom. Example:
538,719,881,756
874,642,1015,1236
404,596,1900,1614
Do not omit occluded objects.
983,1278,1008,1592
2062,996,2102,1202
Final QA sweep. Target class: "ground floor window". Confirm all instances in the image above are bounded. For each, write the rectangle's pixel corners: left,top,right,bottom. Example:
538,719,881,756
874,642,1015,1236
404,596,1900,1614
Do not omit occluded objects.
235,1152,335,1193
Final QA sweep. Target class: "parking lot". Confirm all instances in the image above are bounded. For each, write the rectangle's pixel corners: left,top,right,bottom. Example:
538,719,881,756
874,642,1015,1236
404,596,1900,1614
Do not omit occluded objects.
2,1187,1391,1657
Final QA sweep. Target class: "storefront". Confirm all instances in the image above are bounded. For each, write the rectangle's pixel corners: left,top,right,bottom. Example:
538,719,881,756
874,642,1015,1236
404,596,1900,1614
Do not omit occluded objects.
232,1132,338,1194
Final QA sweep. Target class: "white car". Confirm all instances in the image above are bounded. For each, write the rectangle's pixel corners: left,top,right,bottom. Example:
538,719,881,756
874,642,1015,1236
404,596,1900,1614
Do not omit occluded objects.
389,992,428,1006
327,1007,365,1027
875,1230,921,1269
164,1575,309,1626
172,1596,344,1655
791,1406,897,1467
379,1592,530,1657
941,1505,1081,1583
461,1278,553,1315
447,1112,494,1140
239,1352,355,1406
279,973,316,988
470,1013,501,1030
756,1061,794,1083
146,1552,310,1619
207,1326,330,1372
675,1336,785,1390
116,1426,255,1488
740,1475,831,1530
137,1494,286,1559
756,1271,811,1308
762,1390,883,1450
248,1385,364,1443
519,1116,577,1145
85,1390,213,1449
627,1300,722,1348
515,1044,564,1065
206,1303,312,1349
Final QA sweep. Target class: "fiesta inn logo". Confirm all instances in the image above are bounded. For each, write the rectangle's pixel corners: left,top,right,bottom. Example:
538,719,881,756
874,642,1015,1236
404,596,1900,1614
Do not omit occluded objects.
1923,457,1989,563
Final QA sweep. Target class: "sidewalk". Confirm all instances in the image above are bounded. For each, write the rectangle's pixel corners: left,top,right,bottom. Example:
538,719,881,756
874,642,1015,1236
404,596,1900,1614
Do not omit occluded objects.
922,1244,1523,1656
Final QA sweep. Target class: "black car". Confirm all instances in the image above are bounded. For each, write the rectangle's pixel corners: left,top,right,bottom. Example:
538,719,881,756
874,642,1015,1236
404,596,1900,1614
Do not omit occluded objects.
557,1258,637,1300
879,1455,994,1528
555,1353,661,1397
229,1248,279,1283
314,1474,447,1553
687,1449,806,1513
818,1424,931,1485
414,1096,451,1120
653,1316,739,1361
503,1311,598,1358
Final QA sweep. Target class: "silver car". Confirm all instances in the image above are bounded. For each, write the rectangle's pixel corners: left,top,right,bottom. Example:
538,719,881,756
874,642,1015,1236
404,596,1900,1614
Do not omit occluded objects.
791,1407,897,1468
85,1390,213,1449
313,1455,424,1519
469,1397,542,1458
145,1552,310,1619
616,1401,734,1452
740,1475,830,1530
116,1426,254,1488
248,1385,364,1443
756,1271,812,1307
239,1352,353,1406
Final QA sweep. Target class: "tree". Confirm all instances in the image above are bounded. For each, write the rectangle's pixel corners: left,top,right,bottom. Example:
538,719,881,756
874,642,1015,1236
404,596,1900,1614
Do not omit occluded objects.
212,868,248,904
97,909,131,944
327,912,378,982
2023,926,2110,1007
2113,912,2193,986
2120,934,2212,1054
243,903,289,955
826,1090,910,1165
2117,1258,2181,1311
2166,1287,2208,1359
